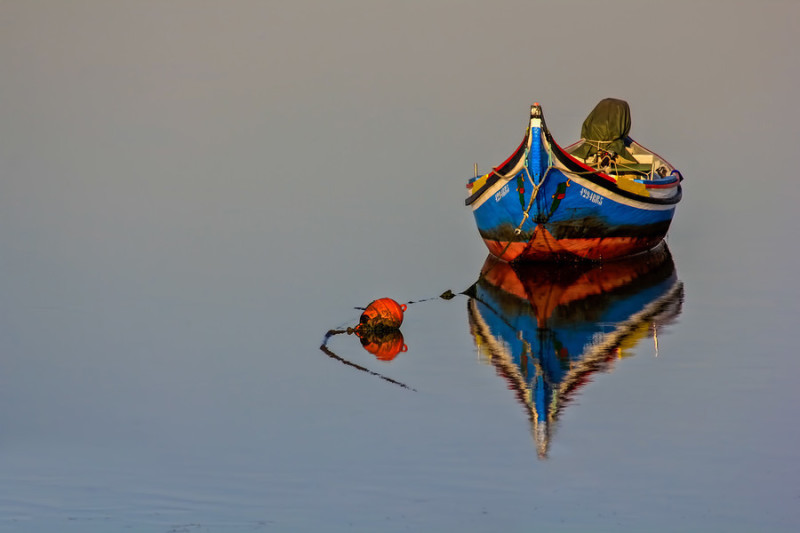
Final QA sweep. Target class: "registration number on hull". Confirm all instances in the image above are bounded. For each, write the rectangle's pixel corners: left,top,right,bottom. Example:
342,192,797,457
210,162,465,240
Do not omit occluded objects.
580,187,603,205
495,183,511,202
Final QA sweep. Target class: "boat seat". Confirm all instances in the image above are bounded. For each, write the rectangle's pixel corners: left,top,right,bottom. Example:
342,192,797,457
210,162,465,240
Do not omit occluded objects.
610,163,653,175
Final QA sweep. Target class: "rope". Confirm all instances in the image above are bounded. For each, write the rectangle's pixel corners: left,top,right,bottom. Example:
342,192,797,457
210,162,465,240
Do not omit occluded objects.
611,159,652,176
481,137,559,266
488,144,530,180
583,139,615,150
513,166,544,235
578,140,651,176
492,161,553,262
515,142,555,234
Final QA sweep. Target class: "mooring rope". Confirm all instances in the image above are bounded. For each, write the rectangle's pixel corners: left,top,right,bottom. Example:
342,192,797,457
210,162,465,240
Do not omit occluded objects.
490,144,555,263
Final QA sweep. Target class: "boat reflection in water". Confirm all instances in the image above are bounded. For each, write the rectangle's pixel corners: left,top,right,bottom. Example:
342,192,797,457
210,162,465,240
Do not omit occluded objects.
465,243,684,458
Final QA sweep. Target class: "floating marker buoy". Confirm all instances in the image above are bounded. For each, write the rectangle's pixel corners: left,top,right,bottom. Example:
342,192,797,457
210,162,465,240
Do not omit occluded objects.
358,298,406,330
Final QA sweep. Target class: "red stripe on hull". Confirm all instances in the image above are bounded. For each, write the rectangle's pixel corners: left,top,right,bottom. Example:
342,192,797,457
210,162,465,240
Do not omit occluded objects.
484,240,530,262
482,226,665,262
556,236,664,260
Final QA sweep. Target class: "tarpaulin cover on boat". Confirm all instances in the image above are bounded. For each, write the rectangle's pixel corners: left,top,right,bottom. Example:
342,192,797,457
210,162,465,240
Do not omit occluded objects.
571,98,635,161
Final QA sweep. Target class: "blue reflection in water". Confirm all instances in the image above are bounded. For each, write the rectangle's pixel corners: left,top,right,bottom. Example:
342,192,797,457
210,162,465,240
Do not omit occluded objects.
465,243,684,458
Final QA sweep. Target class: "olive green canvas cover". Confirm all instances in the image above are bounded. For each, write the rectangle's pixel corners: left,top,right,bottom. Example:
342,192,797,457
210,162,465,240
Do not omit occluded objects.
571,98,635,161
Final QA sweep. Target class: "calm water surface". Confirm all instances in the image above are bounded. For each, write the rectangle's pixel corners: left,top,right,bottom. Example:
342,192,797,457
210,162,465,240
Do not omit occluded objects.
1,2,799,532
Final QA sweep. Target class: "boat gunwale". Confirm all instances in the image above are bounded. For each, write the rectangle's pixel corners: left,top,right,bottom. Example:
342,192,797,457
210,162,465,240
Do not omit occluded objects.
540,111,683,207
464,129,531,206
466,105,683,207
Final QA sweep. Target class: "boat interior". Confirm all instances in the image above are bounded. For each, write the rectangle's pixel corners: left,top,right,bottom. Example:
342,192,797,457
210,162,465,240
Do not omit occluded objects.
566,138,672,180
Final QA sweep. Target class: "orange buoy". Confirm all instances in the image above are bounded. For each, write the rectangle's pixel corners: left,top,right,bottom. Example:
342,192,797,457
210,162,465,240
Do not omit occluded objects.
358,298,407,329
358,328,408,361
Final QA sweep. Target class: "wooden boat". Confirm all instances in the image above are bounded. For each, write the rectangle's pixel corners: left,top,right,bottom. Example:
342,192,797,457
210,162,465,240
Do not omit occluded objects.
465,99,683,262
465,243,684,458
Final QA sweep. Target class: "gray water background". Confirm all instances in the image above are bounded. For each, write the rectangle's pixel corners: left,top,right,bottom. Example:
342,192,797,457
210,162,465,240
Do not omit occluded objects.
1,1,799,531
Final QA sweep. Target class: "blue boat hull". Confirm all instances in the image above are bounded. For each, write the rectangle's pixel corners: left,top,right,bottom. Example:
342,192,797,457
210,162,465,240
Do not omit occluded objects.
466,104,682,261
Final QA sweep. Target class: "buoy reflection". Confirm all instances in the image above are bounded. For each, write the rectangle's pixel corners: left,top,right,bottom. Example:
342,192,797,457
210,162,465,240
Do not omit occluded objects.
357,327,408,362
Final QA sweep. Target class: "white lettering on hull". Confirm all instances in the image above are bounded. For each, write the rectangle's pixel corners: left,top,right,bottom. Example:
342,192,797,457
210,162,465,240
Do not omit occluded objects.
495,183,510,202
580,187,603,205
